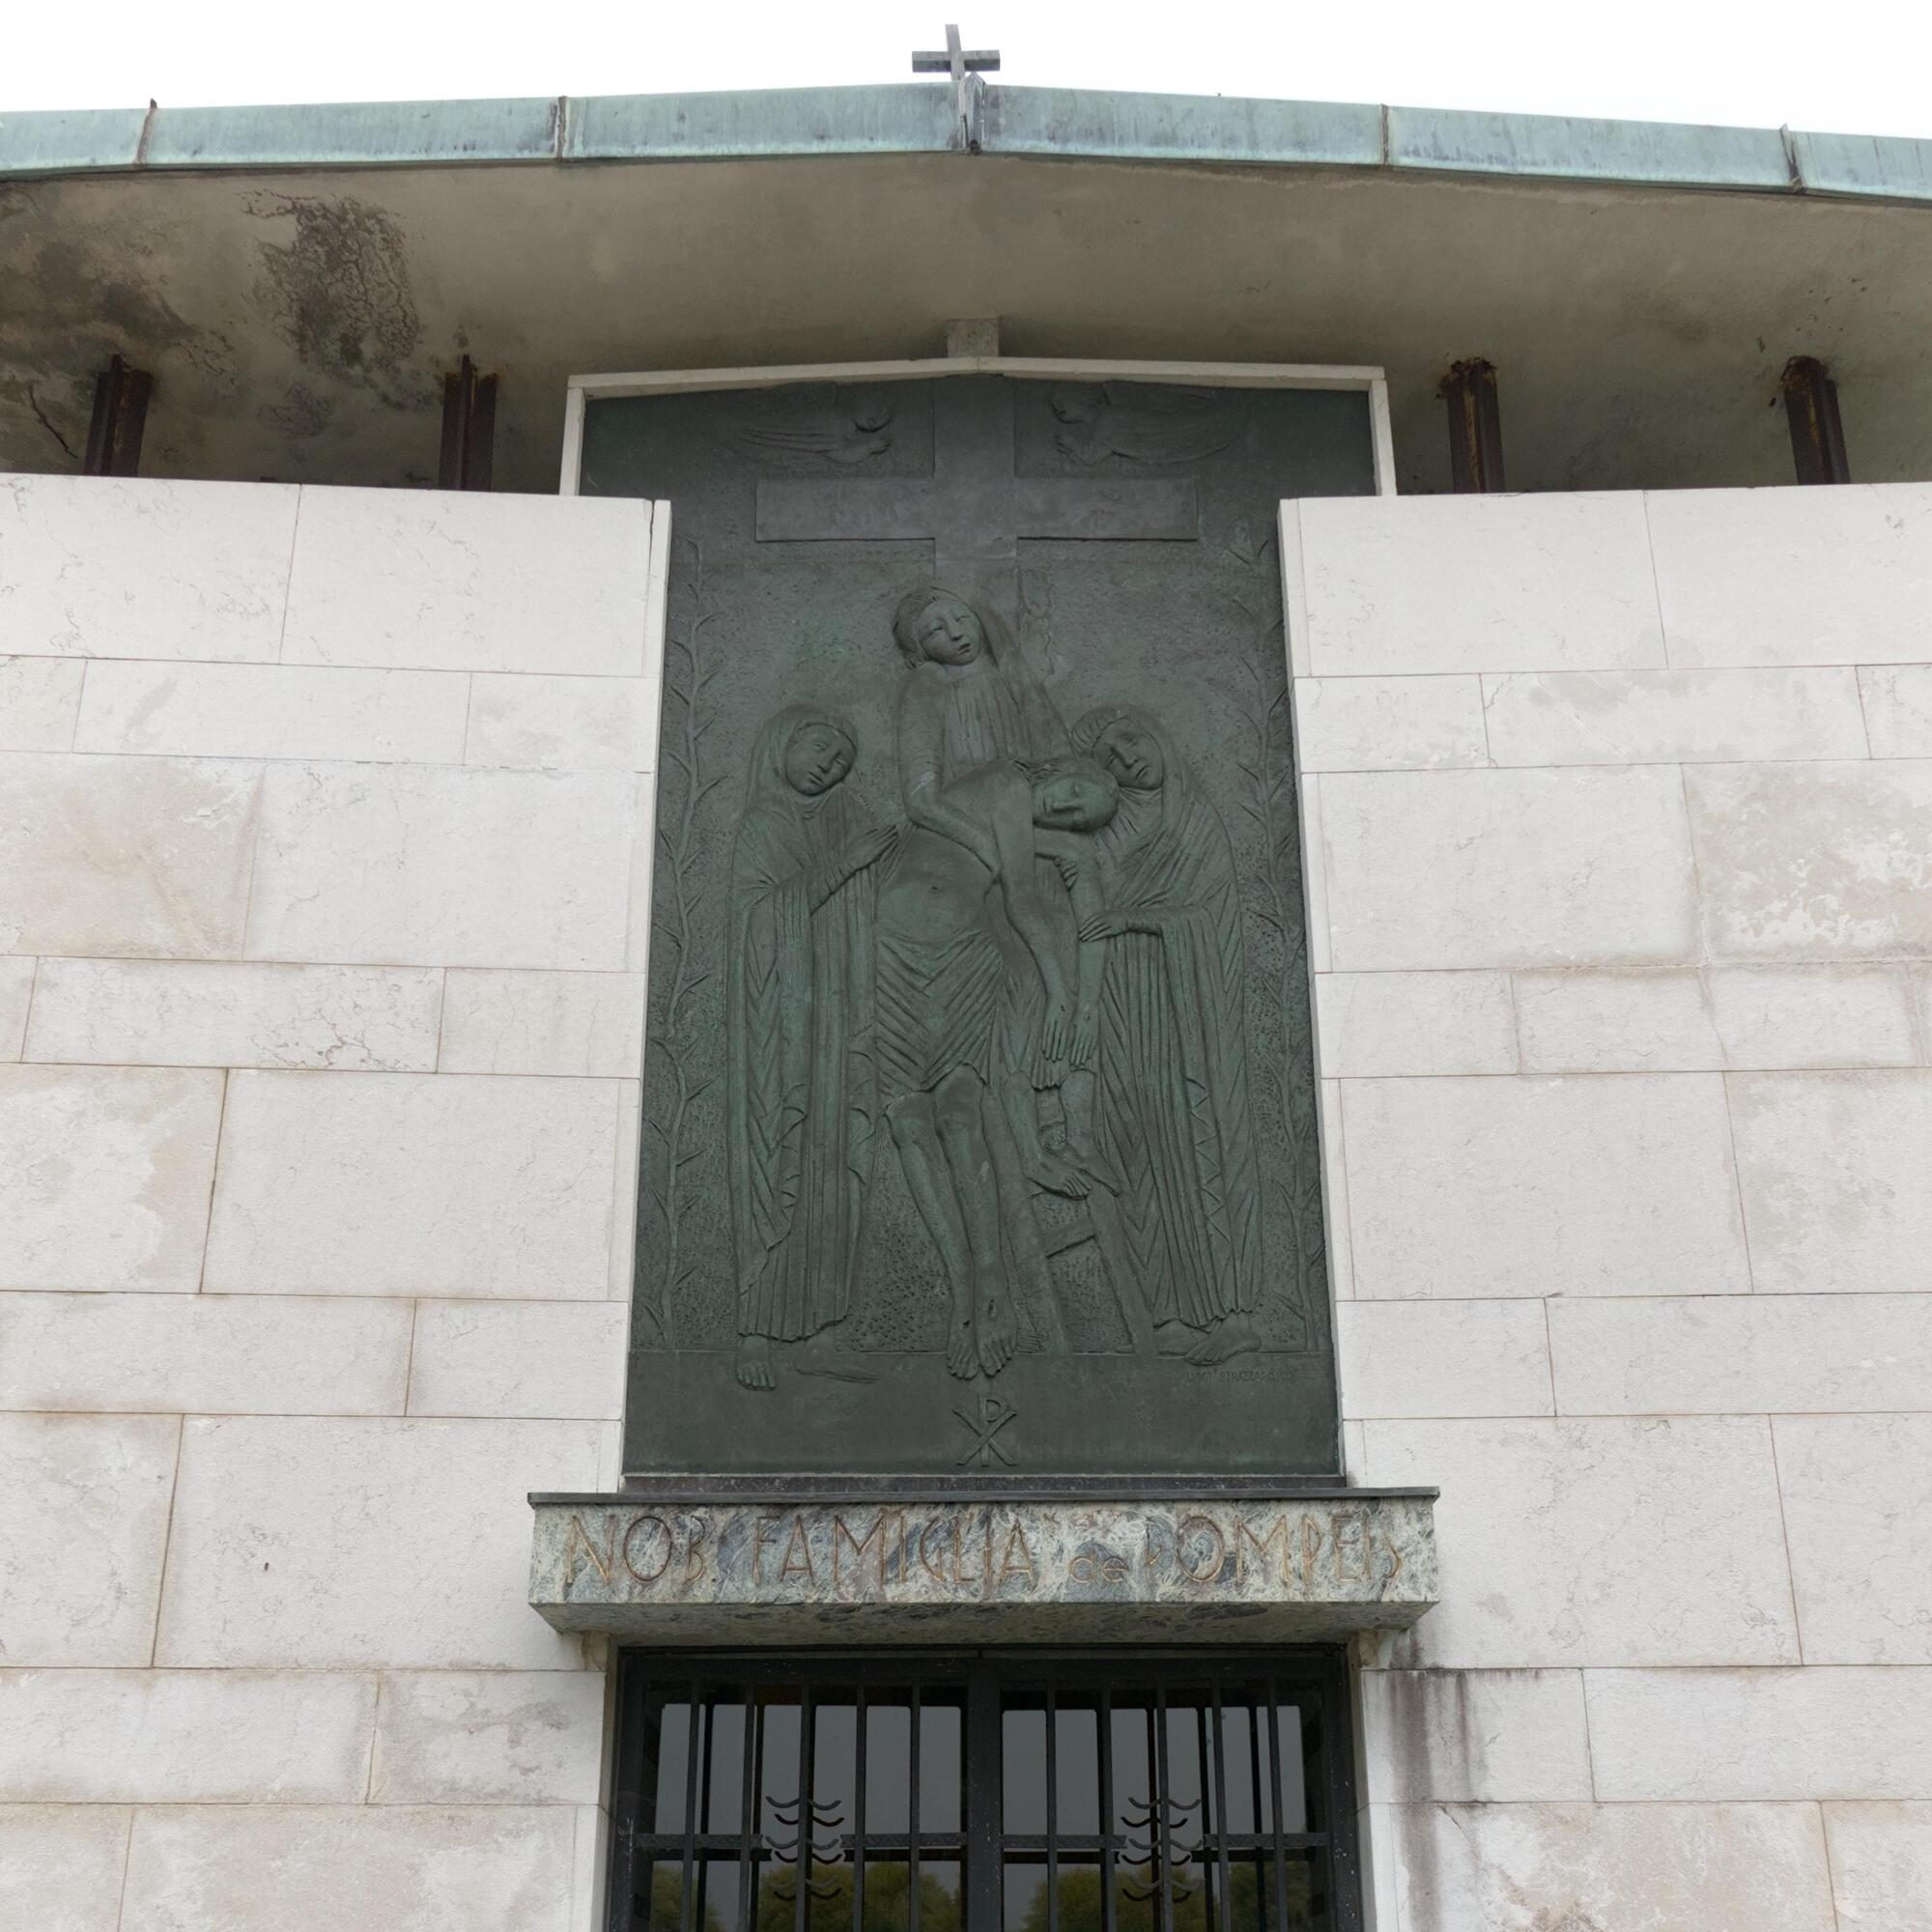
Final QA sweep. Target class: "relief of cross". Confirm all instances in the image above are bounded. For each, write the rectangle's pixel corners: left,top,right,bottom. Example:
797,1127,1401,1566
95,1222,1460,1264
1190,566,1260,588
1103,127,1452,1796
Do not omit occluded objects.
754,380,1199,619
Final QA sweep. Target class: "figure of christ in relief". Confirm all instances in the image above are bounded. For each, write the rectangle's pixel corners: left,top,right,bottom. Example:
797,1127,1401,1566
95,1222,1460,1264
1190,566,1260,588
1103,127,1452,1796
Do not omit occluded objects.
874,756,1121,1378
1070,705,1264,1364
726,708,898,1392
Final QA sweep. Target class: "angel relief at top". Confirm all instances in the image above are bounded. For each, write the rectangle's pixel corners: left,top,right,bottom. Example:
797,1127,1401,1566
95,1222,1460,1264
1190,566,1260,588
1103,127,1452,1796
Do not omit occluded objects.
726,584,1267,1391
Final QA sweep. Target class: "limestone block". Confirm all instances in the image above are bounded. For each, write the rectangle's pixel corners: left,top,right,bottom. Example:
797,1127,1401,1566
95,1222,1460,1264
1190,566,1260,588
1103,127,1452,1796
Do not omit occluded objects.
1648,481,1932,667
1859,663,1932,758
0,957,32,1059
1336,1300,1552,1419
0,1804,132,1932
1586,1666,1932,1801
73,660,469,763
0,753,260,958
1298,492,1665,675
1290,675,1488,772
0,1669,378,1803
0,474,298,661
0,655,83,749
0,1292,412,1415
156,1415,602,1668
1482,667,1866,765
466,672,661,772
369,1670,606,1803
245,761,637,970
1824,1804,1932,1932
0,1413,177,1665
283,485,651,676
25,958,443,1072
439,969,645,1078
1729,1072,1932,1293
121,1804,578,1932
1686,762,1932,959
1321,768,1696,971
1359,1417,1798,1667
205,1071,620,1297
1776,1414,1932,1664
408,1300,628,1419
1392,1800,1835,1932
1314,971,1517,1077
1709,965,1919,1069
1344,1074,1750,1298
0,1065,223,1291
1549,1293,1932,1415
1514,970,1720,1072
1358,1667,1591,1803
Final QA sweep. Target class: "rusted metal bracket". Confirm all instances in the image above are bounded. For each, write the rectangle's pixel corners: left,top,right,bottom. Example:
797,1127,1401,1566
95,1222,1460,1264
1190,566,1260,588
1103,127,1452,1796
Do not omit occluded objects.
83,355,154,476
1440,357,1505,493
438,354,497,491
1781,355,1851,484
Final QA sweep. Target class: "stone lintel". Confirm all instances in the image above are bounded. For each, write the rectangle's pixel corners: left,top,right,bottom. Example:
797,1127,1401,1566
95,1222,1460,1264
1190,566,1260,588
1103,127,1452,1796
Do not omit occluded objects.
527,1492,1436,1642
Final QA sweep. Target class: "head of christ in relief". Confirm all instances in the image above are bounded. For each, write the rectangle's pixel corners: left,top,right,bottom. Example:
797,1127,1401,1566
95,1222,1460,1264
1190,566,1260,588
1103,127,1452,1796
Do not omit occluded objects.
892,586,987,669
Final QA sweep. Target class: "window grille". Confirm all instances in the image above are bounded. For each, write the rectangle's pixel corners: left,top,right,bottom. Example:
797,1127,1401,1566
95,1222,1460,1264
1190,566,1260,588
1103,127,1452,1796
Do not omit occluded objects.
610,1653,1360,1932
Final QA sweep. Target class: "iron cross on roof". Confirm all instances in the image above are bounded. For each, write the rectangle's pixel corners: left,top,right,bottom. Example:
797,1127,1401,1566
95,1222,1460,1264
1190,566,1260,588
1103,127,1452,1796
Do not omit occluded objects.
754,382,1199,620
911,23,1000,84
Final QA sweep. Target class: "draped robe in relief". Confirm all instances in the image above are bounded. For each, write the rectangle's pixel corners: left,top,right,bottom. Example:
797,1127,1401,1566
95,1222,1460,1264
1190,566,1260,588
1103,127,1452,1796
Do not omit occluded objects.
726,708,879,1345
1072,707,1263,1331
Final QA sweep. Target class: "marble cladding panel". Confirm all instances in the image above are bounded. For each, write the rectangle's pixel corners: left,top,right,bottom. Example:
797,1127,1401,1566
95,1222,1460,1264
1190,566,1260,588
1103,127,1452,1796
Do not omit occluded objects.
73,660,470,763
438,969,645,1077
1320,767,1698,970
24,958,443,1071
1314,971,1518,1077
466,671,662,771
1823,1804,1932,1932
1646,480,1932,667
0,1804,133,1932
1295,492,1666,675
1481,667,1868,765
0,475,299,661
0,655,83,749
1584,1666,1932,1801
0,1669,379,1804
1290,673,1488,771
0,956,32,1058
1686,761,1932,960
1774,1414,1932,1664
282,486,652,675
155,1415,603,1670
1548,1293,1932,1415
0,1292,412,1415
1357,1668,1592,1804
1859,664,1932,757
1336,1299,1553,1419
1342,1073,1750,1298
407,1300,629,1419
1390,1800,1836,1932
368,1670,607,1804
1728,1071,1932,1293
0,1412,178,1666
119,1804,581,1932
0,1065,224,1292
1358,1417,1799,1668
0,752,260,959
204,1071,621,1297
244,761,638,970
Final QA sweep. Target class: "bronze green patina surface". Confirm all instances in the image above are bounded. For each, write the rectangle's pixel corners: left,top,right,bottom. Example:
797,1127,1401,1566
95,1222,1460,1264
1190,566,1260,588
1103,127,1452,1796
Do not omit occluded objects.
583,377,1375,1479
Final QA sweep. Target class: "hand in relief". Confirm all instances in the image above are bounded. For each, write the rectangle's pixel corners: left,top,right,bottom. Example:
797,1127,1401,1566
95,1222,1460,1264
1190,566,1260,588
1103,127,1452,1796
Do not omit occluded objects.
845,823,898,876
1042,993,1073,1064
1078,909,1136,941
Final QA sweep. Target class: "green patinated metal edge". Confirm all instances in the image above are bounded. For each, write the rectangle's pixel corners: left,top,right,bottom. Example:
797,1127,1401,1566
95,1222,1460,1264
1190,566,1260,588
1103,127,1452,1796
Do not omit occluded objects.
2,85,1929,204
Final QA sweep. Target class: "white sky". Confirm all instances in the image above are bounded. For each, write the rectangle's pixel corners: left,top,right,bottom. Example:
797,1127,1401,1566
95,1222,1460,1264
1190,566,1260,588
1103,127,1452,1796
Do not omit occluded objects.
7,0,1932,142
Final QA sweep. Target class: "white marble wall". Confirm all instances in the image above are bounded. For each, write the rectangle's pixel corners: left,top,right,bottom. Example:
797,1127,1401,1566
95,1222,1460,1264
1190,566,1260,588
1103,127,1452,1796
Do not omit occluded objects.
1292,482,1932,1932
0,473,665,1932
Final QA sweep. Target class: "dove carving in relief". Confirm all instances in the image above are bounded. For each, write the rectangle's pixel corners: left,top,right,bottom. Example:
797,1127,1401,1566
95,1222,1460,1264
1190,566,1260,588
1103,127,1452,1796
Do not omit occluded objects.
1048,383,1242,467
729,385,897,465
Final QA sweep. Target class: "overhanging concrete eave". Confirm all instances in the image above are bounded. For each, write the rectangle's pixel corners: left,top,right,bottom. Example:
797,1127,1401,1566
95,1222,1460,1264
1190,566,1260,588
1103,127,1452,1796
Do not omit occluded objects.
4,82,1932,204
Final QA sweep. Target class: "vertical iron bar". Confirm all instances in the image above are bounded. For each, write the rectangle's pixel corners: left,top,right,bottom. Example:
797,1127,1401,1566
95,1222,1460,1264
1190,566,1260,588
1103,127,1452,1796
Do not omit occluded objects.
795,1690,815,1932
737,1689,757,1932
1097,1690,1117,1932
909,1689,923,1932
852,1689,868,1932
1151,1695,1173,1932
680,1683,702,1932
1264,1687,1289,1932
1439,357,1505,493
697,1694,716,1932
1244,1701,1266,1932
1209,1694,1233,1932
966,1664,1002,1932
1782,355,1852,484
1045,1690,1059,1932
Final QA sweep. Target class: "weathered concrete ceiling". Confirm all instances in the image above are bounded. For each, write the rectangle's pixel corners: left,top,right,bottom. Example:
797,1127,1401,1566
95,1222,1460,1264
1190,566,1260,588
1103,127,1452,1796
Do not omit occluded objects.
5,147,1929,495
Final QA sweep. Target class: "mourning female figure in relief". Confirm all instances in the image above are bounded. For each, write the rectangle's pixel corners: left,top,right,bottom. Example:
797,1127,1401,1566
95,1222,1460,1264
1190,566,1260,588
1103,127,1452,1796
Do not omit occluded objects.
725,706,896,1390
1071,704,1264,1362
